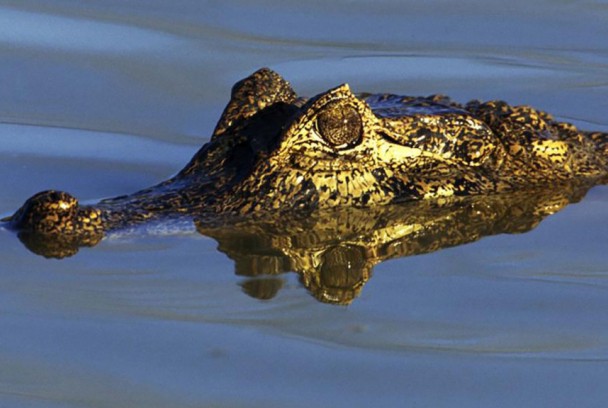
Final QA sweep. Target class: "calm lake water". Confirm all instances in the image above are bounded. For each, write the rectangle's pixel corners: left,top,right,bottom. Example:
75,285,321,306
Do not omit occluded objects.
1,1,608,407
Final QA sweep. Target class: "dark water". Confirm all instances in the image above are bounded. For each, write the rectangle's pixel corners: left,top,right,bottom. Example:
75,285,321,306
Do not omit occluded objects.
1,1,608,406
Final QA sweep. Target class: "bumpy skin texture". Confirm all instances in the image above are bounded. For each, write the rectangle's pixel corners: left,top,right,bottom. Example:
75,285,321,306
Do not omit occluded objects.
6,68,608,242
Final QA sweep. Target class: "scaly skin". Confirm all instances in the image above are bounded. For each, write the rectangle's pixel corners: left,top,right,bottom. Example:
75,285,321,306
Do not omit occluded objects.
5,68,608,242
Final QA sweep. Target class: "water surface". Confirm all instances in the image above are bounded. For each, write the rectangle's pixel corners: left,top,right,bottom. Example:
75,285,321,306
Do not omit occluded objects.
1,1,608,407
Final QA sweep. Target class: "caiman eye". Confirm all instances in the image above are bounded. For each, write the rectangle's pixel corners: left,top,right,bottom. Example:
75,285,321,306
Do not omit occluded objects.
315,101,363,149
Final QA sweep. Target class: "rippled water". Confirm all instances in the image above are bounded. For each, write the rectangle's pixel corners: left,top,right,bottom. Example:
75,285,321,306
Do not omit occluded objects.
1,1,608,406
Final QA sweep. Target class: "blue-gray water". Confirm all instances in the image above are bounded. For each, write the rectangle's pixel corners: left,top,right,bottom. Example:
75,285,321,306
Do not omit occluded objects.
1,1,608,407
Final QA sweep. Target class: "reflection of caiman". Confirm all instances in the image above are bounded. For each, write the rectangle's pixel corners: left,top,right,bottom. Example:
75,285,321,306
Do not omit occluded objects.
4,69,608,265
199,184,595,304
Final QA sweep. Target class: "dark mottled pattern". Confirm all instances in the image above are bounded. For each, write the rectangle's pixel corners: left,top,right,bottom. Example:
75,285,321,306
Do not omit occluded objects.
4,68,608,256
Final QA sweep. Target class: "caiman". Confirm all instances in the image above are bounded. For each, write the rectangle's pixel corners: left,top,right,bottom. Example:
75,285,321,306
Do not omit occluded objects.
4,68,608,247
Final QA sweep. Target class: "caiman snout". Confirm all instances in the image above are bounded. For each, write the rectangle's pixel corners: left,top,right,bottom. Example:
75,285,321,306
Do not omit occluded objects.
5,190,103,236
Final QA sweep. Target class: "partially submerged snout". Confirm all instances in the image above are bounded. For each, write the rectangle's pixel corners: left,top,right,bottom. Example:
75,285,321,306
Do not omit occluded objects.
5,190,103,236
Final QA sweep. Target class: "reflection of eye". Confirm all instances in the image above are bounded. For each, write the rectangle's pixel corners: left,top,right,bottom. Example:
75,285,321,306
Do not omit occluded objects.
315,101,363,148
321,245,367,286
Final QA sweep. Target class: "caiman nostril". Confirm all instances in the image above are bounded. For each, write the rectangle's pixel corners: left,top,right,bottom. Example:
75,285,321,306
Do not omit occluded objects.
7,190,102,236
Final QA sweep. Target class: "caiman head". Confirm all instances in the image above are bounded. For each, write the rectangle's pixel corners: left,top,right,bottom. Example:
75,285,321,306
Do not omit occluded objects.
179,68,503,216
4,68,443,239
5,67,606,249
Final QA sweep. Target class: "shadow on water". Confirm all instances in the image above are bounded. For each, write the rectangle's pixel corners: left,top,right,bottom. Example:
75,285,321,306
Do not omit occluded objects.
9,180,600,305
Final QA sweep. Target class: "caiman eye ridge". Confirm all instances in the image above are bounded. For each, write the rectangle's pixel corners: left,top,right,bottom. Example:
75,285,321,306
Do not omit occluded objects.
315,101,363,149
